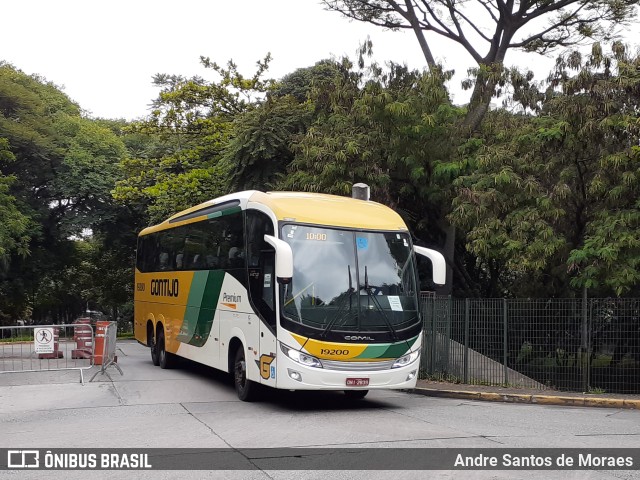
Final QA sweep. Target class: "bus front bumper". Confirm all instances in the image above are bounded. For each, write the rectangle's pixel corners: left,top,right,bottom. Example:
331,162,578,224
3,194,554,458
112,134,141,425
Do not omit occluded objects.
274,354,420,391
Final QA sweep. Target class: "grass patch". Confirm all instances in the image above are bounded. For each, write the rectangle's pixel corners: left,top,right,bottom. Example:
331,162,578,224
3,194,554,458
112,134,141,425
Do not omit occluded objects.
587,386,606,394
0,336,33,343
420,371,463,383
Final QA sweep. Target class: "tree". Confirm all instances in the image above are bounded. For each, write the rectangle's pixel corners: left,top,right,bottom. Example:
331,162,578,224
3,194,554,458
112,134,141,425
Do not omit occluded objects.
0,139,29,264
114,55,273,223
321,0,639,131
449,111,570,296
557,43,640,296
222,96,312,191
284,57,455,194
221,61,339,190
0,63,129,322
449,43,640,297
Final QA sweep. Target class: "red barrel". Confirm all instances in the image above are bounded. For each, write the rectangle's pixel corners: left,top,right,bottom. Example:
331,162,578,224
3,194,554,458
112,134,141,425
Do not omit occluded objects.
72,319,93,360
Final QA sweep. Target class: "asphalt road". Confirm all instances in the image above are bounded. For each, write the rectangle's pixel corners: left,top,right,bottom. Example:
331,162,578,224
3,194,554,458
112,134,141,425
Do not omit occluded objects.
1,340,638,480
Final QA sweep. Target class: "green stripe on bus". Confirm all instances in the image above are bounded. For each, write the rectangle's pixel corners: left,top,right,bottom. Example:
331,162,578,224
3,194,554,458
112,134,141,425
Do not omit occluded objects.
356,336,418,359
188,270,225,347
382,336,418,358
176,271,208,344
207,206,240,220
176,270,224,346
221,206,242,216
357,344,389,359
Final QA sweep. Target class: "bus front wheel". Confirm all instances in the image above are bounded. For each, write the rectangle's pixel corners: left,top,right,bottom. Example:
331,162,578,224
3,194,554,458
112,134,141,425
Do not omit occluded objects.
234,347,258,402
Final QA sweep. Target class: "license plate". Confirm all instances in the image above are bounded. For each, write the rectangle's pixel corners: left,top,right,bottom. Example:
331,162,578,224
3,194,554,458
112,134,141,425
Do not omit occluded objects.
346,378,369,387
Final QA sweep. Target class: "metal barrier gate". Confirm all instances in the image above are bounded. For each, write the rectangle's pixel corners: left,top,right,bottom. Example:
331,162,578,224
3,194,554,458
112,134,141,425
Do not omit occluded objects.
89,321,123,381
0,323,95,384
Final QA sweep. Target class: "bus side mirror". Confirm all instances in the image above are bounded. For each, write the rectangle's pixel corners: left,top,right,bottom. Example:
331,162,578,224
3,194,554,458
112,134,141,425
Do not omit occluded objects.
413,246,446,286
264,235,293,284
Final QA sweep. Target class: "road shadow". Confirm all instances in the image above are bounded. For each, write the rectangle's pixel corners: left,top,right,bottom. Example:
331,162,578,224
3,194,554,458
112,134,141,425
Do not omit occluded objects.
174,356,398,411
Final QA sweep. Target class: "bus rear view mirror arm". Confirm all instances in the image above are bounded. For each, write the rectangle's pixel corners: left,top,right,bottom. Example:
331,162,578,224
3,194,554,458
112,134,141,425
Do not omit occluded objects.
264,235,293,284
413,246,446,285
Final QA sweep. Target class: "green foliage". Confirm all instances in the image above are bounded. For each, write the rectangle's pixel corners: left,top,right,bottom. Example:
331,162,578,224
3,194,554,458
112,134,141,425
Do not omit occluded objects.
220,61,342,191
114,55,274,224
2,35,640,328
0,171,30,260
282,57,459,206
144,165,230,224
451,113,571,295
450,43,640,296
0,138,30,262
550,43,640,295
271,60,342,102
0,63,130,323
222,95,313,191
51,115,127,236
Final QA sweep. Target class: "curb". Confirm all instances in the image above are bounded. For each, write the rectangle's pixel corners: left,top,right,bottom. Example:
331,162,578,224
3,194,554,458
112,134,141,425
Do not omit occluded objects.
411,388,640,410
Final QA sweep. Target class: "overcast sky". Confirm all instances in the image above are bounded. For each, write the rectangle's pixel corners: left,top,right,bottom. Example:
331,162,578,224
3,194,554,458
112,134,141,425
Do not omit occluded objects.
2,1,633,120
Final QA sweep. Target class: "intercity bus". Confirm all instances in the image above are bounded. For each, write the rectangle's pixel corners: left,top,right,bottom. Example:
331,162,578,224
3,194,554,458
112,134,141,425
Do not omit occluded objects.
134,189,445,401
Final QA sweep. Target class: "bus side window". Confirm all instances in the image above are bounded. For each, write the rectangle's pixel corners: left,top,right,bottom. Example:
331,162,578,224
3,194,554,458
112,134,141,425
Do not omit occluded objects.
175,253,184,270
246,210,276,329
159,252,169,270
218,213,245,270
184,223,207,270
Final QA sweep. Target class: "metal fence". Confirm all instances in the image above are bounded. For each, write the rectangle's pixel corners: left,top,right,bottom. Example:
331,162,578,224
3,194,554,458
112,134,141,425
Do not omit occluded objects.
0,323,95,384
420,296,640,394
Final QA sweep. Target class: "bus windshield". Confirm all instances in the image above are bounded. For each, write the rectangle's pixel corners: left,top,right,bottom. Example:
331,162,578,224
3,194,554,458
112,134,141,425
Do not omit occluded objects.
281,225,420,338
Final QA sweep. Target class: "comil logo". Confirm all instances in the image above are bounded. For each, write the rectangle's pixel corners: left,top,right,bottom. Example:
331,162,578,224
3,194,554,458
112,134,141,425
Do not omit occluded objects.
8,450,39,468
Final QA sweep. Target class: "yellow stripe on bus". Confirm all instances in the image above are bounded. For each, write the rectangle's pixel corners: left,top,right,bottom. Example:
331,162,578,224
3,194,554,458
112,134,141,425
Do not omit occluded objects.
290,333,368,360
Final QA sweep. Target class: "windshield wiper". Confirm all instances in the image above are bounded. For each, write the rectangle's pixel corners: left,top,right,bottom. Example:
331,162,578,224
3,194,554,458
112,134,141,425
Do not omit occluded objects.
363,265,398,342
320,265,355,338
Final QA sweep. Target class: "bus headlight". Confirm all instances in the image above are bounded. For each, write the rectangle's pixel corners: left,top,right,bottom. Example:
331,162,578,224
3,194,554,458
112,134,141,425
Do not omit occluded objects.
392,350,419,369
280,343,323,368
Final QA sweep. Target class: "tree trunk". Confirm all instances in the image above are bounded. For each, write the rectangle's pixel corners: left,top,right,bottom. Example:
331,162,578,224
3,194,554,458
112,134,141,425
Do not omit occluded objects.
404,1,436,68
462,73,497,133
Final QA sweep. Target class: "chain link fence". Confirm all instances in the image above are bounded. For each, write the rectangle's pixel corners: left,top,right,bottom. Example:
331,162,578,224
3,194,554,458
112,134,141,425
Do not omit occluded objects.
420,295,640,394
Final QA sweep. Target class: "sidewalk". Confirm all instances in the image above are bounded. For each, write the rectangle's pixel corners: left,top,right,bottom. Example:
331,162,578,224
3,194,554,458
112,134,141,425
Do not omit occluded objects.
413,379,640,409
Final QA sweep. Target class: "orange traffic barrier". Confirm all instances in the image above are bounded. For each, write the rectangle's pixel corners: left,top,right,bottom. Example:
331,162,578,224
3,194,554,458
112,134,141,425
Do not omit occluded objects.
93,321,110,365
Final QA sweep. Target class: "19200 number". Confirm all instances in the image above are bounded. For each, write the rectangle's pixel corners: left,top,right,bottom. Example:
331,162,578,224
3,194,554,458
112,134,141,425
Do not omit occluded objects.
320,349,349,356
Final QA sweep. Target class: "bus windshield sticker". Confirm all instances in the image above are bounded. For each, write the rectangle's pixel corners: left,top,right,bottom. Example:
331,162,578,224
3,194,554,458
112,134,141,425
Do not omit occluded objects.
388,295,403,311
264,273,272,288
286,225,298,238
356,237,368,250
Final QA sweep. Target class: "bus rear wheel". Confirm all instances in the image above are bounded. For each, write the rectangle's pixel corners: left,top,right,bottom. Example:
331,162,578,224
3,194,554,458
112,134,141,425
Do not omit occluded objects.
344,390,368,400
158,329,175,369
150,333,159,366
234,347,258,402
